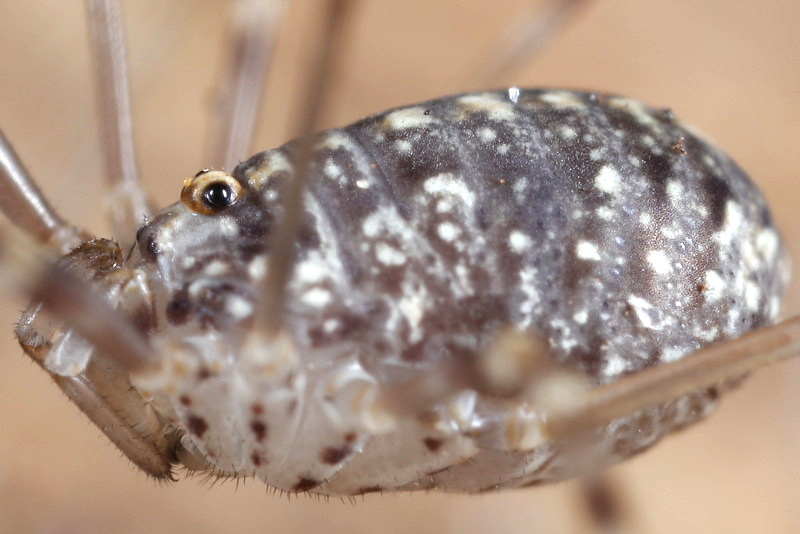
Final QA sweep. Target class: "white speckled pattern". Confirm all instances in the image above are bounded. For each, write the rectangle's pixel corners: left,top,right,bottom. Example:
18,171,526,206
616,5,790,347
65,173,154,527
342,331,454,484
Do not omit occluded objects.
16,89,788,495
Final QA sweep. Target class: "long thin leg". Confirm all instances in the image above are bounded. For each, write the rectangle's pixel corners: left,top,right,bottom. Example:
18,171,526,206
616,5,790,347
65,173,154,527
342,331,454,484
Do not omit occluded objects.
209,0,283,170
256,0,357,337
544,314,800,439
0,130,85,253
1,229,159,374
86,0,152,249
2,228,174,476
469,0,592,87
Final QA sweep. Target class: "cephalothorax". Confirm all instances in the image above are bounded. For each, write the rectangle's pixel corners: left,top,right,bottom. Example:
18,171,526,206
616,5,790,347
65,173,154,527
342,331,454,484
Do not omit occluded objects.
12,88,787,495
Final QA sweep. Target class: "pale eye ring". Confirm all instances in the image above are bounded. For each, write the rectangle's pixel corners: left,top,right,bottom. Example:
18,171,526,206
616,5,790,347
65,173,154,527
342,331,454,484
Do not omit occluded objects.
181,171,243,214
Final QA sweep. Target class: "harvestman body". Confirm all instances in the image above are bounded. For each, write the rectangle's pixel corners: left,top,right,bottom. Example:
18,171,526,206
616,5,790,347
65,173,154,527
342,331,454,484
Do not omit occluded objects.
9,87,789,495
1,0,796,499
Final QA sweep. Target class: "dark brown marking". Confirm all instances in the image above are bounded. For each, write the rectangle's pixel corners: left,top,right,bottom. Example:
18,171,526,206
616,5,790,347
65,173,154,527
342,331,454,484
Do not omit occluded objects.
355,486,383,495
320,445,352,465
250,451,265,466
250,420,268,442
197,367,212,380
166,288,192,326
293,477,320,492
130,302,156,334
423,437,443,452
187,415,208,438
178,395,192,406
343,432,357,443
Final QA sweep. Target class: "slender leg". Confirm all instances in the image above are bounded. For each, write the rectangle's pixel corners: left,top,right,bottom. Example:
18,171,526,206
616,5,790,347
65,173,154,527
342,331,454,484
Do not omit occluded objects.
0,130,85,253
2,229,160,374
3,229,174,476
372,314,800,453
86,0,153,249
468,0,592,87
209,0,283,171
256,0,357,337
544,315,800,439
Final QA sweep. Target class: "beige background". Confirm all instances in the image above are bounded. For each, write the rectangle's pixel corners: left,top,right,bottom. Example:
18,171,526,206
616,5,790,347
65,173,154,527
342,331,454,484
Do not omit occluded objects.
1,1,799,532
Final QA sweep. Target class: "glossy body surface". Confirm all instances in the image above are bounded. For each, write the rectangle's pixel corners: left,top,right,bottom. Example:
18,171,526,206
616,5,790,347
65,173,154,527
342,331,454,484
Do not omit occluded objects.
16,89,786,495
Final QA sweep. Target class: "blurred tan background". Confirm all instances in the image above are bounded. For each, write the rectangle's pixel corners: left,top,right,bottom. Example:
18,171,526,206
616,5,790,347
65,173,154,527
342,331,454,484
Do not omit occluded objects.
0,1,799,533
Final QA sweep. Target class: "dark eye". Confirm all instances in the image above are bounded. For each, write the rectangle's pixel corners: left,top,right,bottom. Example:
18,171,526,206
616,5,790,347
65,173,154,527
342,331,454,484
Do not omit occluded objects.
181,171,243,215
202,182,236,210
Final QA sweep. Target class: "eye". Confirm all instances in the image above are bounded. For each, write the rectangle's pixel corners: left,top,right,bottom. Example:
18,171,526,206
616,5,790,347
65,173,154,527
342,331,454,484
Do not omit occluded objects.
181,171,244,215
202,182,235,210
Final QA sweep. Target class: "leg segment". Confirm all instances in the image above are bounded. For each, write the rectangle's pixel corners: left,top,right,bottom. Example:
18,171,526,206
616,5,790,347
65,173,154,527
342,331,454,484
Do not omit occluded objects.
209,0,283,171
86,0,153,249
5,231,175,477
256,0,357,337
544,315,800,440
469,0,593,87
0,130,85,253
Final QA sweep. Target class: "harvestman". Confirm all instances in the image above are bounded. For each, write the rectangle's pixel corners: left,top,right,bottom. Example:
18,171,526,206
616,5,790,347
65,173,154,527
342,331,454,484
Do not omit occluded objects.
0,0,798,514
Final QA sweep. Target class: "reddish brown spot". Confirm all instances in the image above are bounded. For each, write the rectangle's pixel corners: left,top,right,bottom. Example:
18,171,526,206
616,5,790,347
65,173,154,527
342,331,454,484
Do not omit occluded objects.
187,415,208,438
356,486,383,495
251,403,265,415
166,288,192,325
401,342,426,362
423,437,443,452
250,451,265,466
178,395,192,406
250,420,268,442
343,432,357,443
320,445,352,465
293,478,320,492
197,367,212,380
130,302,156,334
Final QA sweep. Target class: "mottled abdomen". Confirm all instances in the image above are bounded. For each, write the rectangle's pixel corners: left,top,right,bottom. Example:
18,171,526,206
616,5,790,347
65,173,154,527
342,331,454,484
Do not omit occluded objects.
178,89,786,493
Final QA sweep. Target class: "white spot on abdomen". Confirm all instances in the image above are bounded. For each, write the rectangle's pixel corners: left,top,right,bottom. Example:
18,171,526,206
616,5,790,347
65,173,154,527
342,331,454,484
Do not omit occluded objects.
375,242,406,265
646,250,672,275
383,107,437,130
301,287,332,308
437,222,461,242
576,240,601,261
479,127,497,142
594,166,622,195
703,270,726,302
457,94,517,122
508,230,532,253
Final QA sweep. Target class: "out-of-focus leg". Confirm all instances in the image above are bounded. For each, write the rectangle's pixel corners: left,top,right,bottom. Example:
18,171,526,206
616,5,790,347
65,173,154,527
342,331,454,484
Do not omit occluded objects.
209,0,283,171
468,0,593,87
545,315,800,439
0,130,85,253
255,0,357,338
86,0,153,249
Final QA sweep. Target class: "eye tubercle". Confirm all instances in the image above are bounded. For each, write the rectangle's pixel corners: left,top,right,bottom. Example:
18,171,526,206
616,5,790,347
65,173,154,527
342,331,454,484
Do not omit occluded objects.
180,170,244,215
